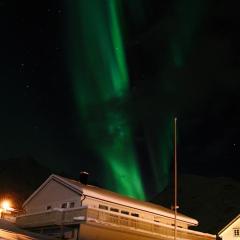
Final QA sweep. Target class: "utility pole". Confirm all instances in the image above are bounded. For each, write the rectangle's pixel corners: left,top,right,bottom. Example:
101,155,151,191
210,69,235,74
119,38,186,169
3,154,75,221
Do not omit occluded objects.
173,117,178,240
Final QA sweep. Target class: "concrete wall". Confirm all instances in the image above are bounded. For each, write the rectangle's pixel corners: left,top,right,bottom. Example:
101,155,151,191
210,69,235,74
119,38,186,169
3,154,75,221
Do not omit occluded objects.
78,222,215,240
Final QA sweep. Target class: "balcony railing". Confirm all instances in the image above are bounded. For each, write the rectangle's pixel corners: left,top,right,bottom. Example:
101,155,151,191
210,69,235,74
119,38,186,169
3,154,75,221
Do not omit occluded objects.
86,208,215,240
16,207,215,240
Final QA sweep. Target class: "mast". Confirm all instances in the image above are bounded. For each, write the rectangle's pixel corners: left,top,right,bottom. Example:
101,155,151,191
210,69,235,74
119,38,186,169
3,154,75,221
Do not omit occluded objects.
174,117,178,240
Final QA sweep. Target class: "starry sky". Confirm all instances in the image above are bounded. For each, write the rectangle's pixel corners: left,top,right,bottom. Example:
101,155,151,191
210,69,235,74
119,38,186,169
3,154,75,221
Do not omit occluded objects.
1,0,240,197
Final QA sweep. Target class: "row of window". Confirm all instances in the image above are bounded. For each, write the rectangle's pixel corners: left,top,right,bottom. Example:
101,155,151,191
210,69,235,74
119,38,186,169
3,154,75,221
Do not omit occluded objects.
46,202,75,210
62,202,75,209
98,204,139,217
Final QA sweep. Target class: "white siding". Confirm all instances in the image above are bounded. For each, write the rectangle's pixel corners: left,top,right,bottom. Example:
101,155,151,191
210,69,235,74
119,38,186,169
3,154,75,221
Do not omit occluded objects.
83,196,188,229
220,217,240,240
24,179,81,213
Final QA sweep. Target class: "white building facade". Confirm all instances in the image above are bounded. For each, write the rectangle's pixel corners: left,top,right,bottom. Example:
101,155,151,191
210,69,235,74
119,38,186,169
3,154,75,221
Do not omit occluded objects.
219,215,240,240
16,174,216,240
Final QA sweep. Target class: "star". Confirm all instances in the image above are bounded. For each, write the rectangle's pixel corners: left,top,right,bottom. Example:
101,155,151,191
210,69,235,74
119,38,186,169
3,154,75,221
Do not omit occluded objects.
19,63,25,73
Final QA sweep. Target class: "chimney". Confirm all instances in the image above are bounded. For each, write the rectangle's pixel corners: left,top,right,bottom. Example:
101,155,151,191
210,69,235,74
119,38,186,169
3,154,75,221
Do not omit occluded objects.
79,171,89,185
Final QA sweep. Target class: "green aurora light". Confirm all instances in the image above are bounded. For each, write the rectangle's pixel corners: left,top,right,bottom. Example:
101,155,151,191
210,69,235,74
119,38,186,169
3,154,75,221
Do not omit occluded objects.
66,0,207,198
169,0,207,67
151,0,207,191
68,0,145,200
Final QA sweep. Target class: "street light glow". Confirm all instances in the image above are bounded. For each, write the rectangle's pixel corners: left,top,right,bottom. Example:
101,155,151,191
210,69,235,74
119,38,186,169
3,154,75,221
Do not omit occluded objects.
1,200,11,211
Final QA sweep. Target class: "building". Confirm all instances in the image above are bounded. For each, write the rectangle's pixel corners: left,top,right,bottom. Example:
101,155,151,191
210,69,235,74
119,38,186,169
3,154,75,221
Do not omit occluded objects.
16,173,216,240
218,215,240,240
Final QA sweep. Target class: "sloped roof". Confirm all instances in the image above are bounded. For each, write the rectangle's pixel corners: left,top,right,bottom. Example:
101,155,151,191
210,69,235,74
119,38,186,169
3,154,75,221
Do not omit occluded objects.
23,174,83,207
218,214,240,235
23,174,198,226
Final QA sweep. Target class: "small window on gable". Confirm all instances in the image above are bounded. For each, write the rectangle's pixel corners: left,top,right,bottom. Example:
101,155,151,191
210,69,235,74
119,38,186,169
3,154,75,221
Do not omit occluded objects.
234,228,240,237
46,205,51,210
61,203,67,208
70,202,75,208
131,213,139,217
110,207,119,213
99,204,108,210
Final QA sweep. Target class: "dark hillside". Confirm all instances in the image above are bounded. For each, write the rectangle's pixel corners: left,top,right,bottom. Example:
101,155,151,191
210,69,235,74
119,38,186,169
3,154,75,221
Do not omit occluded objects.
152,174,240,234
0,157,52,209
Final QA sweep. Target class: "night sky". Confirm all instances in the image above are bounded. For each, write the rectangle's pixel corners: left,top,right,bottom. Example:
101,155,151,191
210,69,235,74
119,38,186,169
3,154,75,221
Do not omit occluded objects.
1,0,240,199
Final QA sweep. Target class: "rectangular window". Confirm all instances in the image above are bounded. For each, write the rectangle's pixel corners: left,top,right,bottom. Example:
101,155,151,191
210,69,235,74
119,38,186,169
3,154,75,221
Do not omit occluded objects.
99,204,108,210
121,210,129,215
110,207,119,212
69,202,75,208
131,213,139,217
46,205,52,210
234,229,240,237
61,203,67,208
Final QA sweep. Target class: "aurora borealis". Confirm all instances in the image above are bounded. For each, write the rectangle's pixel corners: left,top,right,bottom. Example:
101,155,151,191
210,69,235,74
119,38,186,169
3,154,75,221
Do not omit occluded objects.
68,0,146,199
1,0,240,200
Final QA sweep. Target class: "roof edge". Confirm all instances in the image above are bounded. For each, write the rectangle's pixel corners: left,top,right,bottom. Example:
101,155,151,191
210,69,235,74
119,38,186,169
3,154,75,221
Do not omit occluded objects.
218,214,240,235
22,174,82,208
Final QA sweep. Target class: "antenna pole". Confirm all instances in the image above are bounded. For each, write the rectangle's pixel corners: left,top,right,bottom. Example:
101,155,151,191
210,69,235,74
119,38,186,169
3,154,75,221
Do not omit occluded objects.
174,117,178,240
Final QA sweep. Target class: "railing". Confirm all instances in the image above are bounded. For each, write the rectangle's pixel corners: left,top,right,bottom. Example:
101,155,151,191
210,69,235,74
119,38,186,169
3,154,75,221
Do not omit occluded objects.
16,207,215,240
63,207,87,224
16,209,64,227
87,208,215,240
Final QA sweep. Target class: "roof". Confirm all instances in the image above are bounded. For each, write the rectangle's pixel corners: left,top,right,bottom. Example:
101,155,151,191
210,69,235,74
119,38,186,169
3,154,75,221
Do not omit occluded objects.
23,174,198,226
218,214,240,235
23,174,83,207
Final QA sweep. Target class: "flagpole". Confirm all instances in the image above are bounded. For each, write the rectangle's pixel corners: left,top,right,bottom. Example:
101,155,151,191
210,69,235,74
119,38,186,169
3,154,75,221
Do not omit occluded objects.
174,117,178,240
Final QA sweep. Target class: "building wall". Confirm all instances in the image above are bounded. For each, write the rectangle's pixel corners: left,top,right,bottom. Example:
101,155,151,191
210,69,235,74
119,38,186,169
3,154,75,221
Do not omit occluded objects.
83,196,188,229
78,222,214,240
24,179,81,213
219,218,240,240
79,222,163,240
21,176,190,230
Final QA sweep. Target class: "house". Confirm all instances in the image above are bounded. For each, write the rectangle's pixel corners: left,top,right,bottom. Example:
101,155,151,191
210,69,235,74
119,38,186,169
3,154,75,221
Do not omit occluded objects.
218,215,240,240
16,173,216,240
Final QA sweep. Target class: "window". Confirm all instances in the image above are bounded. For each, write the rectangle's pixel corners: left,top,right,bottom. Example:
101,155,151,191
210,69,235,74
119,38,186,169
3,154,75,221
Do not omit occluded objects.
99,204,108,210
121,210,129,215
131,213,139,217
110,207,119,213
69,202,75,208
46,205,52,210
61,203,67,208
234,229,240,237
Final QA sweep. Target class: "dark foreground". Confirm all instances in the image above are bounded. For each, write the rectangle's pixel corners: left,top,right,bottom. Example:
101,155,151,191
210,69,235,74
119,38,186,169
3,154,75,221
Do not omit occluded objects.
0,219,56,240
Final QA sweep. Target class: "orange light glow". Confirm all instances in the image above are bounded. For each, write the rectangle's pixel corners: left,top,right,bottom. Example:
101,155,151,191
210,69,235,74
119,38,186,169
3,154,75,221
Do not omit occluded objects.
1,200,11,211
